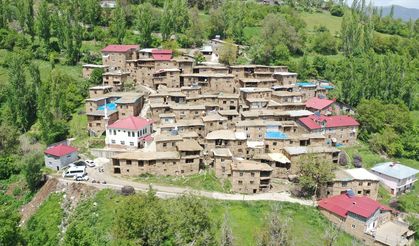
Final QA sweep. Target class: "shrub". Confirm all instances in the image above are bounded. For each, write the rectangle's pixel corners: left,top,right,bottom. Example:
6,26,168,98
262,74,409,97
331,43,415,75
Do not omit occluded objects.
330,5,344,17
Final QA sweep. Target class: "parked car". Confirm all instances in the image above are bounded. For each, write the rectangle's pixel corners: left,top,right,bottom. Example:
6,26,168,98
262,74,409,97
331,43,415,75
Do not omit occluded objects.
73,160,86,167
75,175,89,181
85,160,95,167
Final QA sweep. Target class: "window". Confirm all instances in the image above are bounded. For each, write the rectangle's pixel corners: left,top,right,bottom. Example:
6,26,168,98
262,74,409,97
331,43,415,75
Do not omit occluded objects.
181,170,184,174
138,161,144,167
367,182,371,186
273,142,277,146
238,180,243,185
120,141,125,145
130,142,134,146
111,140,116,144
173,162,176,165
250,181,254,184
342,181,347,187
239,172,243,176
359,182,363,186
351,224,355,229
251,172,255,177
357,190,362,194
163,143,167,147
128,132,131,137
186,159,194,163
126,160,132,165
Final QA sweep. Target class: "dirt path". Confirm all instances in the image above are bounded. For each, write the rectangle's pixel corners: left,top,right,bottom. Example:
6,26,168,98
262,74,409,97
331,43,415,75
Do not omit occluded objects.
56,166,314,206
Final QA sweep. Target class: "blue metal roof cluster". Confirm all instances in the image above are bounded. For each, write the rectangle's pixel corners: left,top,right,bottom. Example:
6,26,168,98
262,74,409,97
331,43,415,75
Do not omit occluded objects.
265,131,288,140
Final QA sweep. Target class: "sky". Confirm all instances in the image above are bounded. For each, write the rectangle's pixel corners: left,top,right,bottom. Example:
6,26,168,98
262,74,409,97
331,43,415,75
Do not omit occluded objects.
347,0,419,9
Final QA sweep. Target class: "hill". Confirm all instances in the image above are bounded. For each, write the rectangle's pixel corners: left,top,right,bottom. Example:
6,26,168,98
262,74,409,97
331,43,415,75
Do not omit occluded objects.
380,5,419,20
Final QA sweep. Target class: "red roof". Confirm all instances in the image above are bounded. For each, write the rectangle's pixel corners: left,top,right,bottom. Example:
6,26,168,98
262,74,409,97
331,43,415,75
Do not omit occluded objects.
102,45,139,53
305,97,335,110
107,116,153,130
44,144,78,157
151,49,172,61
299,115,359,130
318,194,392,219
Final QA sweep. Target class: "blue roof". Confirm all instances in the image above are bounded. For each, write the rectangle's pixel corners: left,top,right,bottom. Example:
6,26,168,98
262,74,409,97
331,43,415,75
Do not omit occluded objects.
296,82,316,88
97,102,117,111
371,162,419,180
321,85,334,90
265,131,288,140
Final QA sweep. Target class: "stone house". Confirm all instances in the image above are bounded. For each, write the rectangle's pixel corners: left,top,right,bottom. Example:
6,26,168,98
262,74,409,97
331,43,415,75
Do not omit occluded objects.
152,68,181,89
236,120,283,140
155,134,183,152
180,73,236,93
177,139,203,169
371,162,418,196
112,151,197,176
101,45,139,71
160,119,205,137
239,78,277,89
218,110,240,127
305,97,336,115
273,71,297,85
193,65,229,74
295,82,318,101
88,85,113,98
282,146,340,175
86,109,119,136
323,168,380,200
252,153,291,178
149,103,171,122
105,116,153,149
115,93,144,119
239,87,272,102
298,115,359,146
103,71,130,91
318,192,414,246
44,144,78,171
205,130,247,158
231,159,273,194
202,113,228,136
212,148,234,178
217,93,240,111
171,104,206,120
82,64,108,79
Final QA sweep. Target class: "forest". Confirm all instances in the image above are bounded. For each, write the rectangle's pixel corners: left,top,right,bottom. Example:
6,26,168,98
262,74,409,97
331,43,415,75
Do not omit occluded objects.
0,0,418,244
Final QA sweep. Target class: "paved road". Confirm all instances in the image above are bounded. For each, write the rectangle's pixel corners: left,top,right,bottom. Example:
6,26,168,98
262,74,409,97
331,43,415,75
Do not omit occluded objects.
58,165,314,206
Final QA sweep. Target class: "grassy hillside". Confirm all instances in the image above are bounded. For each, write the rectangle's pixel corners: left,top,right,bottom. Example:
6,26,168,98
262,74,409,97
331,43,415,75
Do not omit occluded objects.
61,189,356,246
301,11,343,34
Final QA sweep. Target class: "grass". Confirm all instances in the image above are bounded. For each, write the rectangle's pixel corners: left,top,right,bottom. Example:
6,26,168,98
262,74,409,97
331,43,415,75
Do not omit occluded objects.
207,200,356,246
135,169,230,192
23,192,64,246
377,185,392,205
339,142,387,169
61,190,356,245
0,174,35,211
301,11,343,35
63,189,121,245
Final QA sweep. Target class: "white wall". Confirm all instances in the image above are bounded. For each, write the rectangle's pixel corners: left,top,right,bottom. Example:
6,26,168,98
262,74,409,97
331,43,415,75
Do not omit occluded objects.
105,124,153,148
44,151,78,171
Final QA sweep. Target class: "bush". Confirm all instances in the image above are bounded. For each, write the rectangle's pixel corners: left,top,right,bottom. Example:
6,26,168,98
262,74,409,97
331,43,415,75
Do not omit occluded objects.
353,154,363,168
0,157,20,180
330,5,344,17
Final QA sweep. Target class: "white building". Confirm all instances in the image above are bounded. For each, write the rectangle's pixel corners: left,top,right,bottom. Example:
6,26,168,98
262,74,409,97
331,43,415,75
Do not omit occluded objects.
371,162,418,196
44,144,78,171
105,116,154,149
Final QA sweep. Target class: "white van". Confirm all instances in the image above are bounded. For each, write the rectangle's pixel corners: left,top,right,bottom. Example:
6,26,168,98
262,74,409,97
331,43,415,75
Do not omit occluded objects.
62,166,86,178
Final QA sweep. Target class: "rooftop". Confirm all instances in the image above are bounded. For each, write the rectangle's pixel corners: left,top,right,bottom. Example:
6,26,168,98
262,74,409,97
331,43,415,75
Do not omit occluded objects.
212,148,233,157
283,146,340,155
265,131,288,140
305,97,335,110
107,116,153,130
318,193,392,219
298,115,359,130
113,151,180,160
371,162,419,180
176,139,203,151
102,44,139,53
344,168,379,181
44,144,78,157
232,159,273,172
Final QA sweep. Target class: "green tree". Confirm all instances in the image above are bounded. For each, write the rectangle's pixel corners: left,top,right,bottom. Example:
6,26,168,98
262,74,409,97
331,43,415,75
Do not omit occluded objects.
220,213,233,246
0,123,20,155
186,7,205,47
258,205,292,246
311,29,338,55
136,3,154,47
0,205,21,246
219,40,237,65
369,127,403,157
0,156,19,180
109,5,126,44
89,68,104,85
299,155,335,197
23,152,44,192
36,0,51,45
5,54,36,132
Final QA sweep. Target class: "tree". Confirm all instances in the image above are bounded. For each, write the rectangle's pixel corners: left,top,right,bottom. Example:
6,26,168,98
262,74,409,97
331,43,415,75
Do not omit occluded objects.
23,152,44,192
0,156,19,180
369,127,403,157
299,155,335,197
36,0,51,45
0,205,21,246
258,205,292,246
311,29,338,55
220,213,233,246
160,0,189,41
89,68,104,85
24,0,35,39
136,3,154,47
219,40,237,65
109,5,126,44
0,123,20,155
5,54,36,132
185,7,205,47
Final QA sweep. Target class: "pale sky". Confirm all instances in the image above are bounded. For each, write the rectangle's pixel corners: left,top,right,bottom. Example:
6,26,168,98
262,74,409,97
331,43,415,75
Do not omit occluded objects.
347,0,419,9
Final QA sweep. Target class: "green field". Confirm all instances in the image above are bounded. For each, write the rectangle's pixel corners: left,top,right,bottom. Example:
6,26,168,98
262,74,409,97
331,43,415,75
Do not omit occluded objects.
301,11,343,35
62,190,356,245
135,170,231,192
